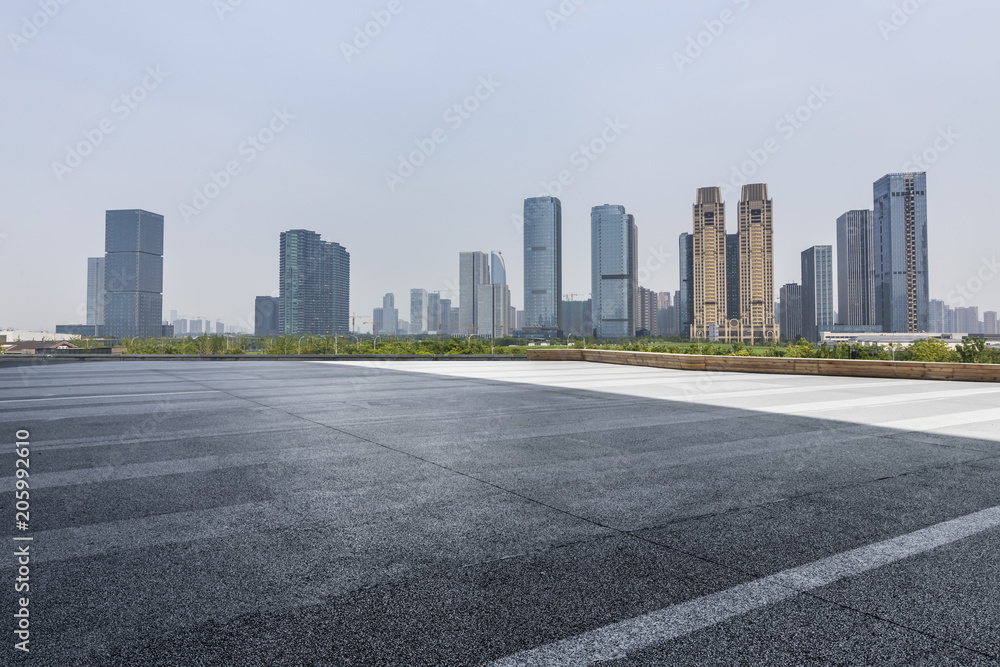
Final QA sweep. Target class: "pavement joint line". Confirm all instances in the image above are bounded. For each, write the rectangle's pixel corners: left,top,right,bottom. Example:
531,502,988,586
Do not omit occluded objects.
487,505,1000,666
0,390,221,404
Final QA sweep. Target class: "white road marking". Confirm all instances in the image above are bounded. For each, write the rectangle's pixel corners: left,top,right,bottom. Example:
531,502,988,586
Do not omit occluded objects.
487,504,1000,666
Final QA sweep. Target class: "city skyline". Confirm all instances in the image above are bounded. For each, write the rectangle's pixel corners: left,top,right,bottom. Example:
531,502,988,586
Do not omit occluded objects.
4,2,998,332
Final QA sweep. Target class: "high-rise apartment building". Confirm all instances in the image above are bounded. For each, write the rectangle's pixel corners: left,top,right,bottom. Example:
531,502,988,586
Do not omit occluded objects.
254,296,280,336
637,286,657,336
410,289,429,334
802,246,834,342
678,233,694,339
691,188,728,341
779,283,803,343
836,210,876,326
984,311,998,335
873,173,929,332
278,229,350,335
736,184,778,343
523,197,562,334
459,251,491,335
591,204,637,339
86,257,106,328
104,209,164,338
373,293,398,336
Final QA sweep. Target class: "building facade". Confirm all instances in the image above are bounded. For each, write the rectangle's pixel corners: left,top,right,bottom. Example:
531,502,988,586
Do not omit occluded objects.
779,283,803,343
873,173,929,332
87,257,106,327
254,296,280,336
373,293,398,336
278,229,350,335
802,245,834,342
491,251,506,285
477,283,511,338
836,210,876,326
678,233,694,339
104,209,164,338
591,204,637,339
410,289,429,334
523,197,562,335
459,251,491,336
691,188,728,341
737,184,778,343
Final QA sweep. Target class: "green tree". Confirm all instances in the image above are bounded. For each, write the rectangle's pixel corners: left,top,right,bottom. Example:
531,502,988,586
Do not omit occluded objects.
905,338,958,363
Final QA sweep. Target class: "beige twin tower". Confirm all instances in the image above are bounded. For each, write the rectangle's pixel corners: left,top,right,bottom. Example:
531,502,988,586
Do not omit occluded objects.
691,184,779,344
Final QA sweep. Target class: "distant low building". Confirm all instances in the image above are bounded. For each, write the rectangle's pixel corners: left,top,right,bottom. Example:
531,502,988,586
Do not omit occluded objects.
2,340,83,355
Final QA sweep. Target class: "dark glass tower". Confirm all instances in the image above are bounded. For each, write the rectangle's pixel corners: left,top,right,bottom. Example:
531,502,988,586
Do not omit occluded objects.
873,173,929,332
591,204,637,339
278,230,350,335
104,209,164,338
836,210,875,326
523,197,562,334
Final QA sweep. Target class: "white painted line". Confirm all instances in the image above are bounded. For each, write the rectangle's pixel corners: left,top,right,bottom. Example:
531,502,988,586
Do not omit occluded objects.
487,504,1000,666
879,408,1000,433
0,390,221,404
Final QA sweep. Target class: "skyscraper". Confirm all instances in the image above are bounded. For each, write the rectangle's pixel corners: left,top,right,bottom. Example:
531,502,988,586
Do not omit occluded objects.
410,289,429,334
254,296,280,336
873,173,929,332
459,251,491,335
278,229,350,335
591,204,637,339
779,283,803,343
929,299,946,333
104,209,164,339
491,251,506,285
691,188,728,341
737,184,778,343
477,283,511,338
802,246,834,342
836,210,876,326
678,233,694,339
523,197,562,334
373,293,398,336
86,257,105,328
984,311,998,335
427,292,441,334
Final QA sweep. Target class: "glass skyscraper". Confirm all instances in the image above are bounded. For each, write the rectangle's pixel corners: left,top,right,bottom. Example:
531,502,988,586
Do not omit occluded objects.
459,251,491,336
591,204,637,339
490,251,507,286
801,245,834,342
523,197,562,334
254,296,280,336
836,210,876,327
678,233,694,339
873,173,929,332
104,209,164,339
86,256,105,328
278,229,350,335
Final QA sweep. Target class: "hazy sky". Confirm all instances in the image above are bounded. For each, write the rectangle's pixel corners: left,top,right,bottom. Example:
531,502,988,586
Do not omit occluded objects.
3,0,999,332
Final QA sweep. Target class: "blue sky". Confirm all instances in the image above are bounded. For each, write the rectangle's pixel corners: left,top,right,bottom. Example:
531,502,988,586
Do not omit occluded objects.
2,0,998,331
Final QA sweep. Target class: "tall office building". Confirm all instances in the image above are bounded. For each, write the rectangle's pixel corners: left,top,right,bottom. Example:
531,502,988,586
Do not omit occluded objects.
278,229,350,335
836,210,876,326
373,293,398,336
678,233,694,339
691,188,728,341
559,299,592,337
427,292,442,334
737,184,778,343
929,299,946,333
726,233,740,322
254,296,280,336
873,173,929,332
984,311,998,335
86,257,106,328
491,252,507,285
104,209,164,338
459,251,491,335
439,298,455,335
477,283,511,338
802,246,834,342
410,289,429,334
523,197,562,334
779,283,803,343
591,204,637,339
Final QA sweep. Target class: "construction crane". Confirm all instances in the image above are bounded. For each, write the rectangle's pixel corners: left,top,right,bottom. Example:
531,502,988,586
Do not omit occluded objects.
350,314,374,334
